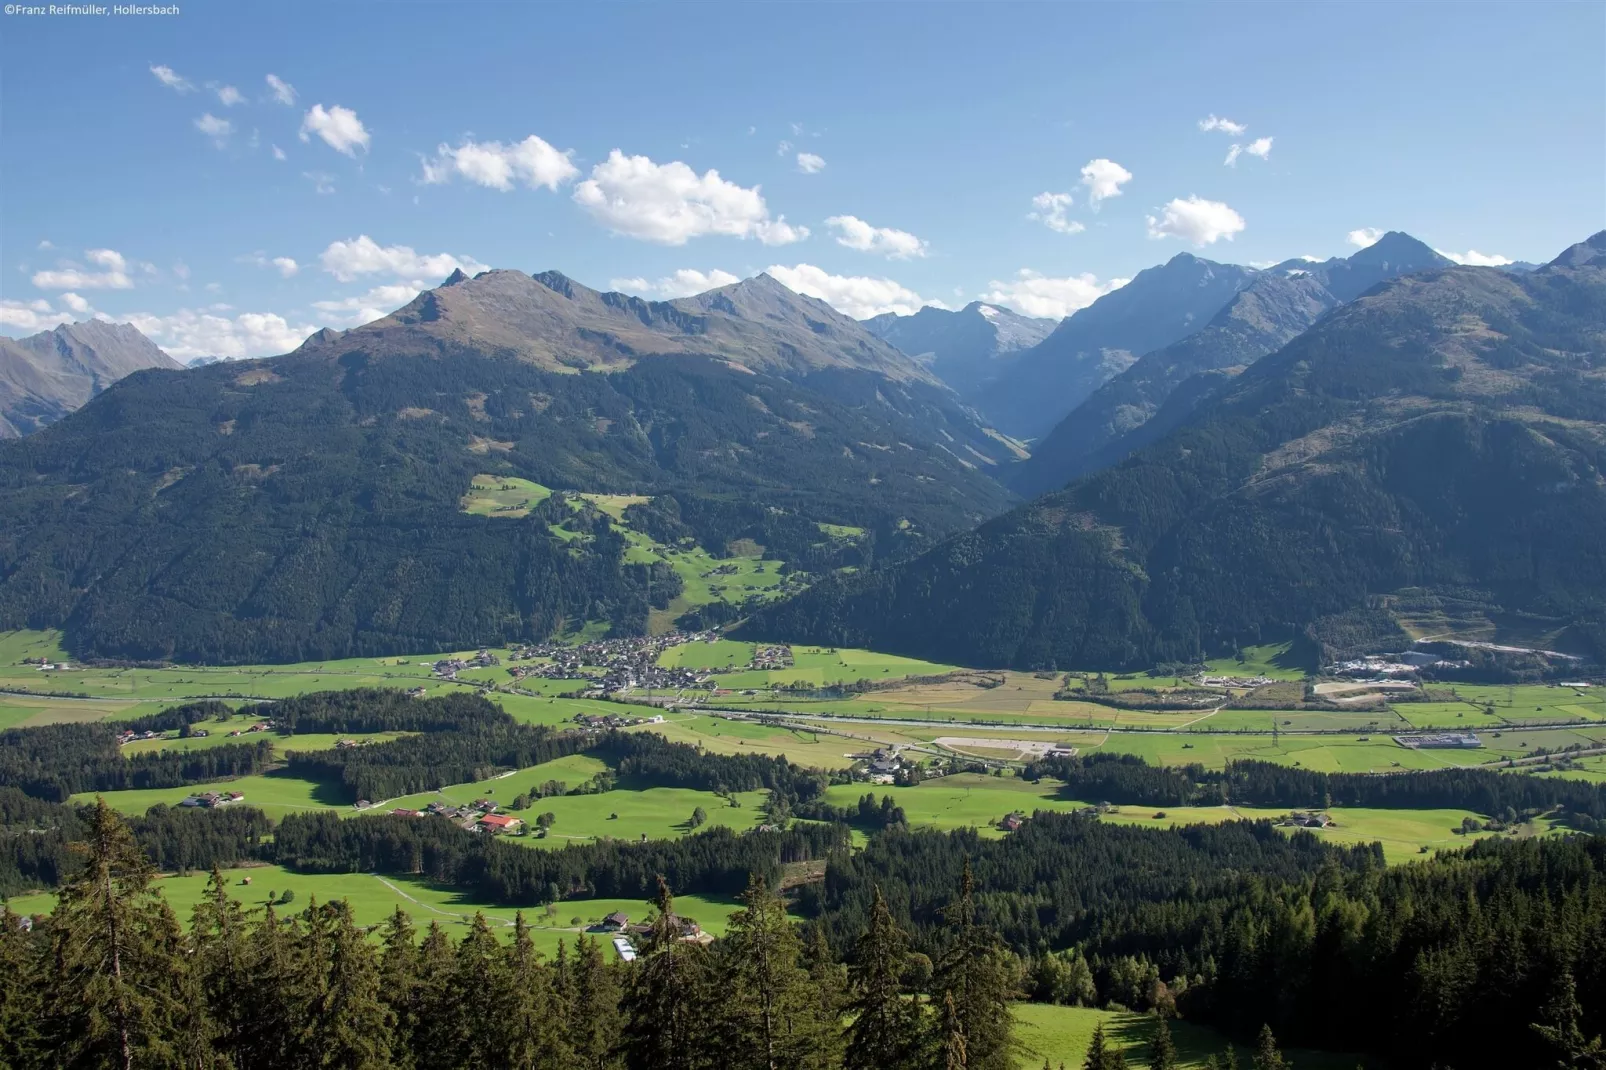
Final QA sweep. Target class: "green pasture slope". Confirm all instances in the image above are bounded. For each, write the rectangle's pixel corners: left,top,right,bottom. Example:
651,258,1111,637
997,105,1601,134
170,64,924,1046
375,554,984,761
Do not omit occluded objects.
1011,1004,1355,1069
4,864,740,957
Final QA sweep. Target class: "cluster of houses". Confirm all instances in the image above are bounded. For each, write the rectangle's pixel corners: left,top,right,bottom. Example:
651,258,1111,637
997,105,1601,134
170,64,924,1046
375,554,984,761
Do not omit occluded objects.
384,797,525,833
225,722,275,738
750,645,794,670
504,632,722,695
573,712,665,730
1279,810,1336,828
592,910,709,961
179,791,246,808
1196,673,1274,689
430,650,501,680
116,728,166,746
855,747,912,785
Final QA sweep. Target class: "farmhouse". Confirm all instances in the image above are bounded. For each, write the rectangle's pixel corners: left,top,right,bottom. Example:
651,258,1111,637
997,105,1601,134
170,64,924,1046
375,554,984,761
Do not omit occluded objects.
179,791,245,808
1000,812,1025,832
478,813,523,834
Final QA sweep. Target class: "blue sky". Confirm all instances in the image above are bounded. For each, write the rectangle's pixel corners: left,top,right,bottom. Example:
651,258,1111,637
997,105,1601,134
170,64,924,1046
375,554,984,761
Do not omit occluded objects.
2,0,1601,358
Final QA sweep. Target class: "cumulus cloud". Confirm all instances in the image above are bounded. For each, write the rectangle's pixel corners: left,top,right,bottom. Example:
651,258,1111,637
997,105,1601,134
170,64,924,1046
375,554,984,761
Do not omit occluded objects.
1146,195,1246,245
1198,114,1247,136
265,74,296,106
420,135,579,191
31,249,134,290
1080,159,1132,206
1,298,75,332
825,215,928,259
796,152,826,174
319,235,488,283
609,269,741,299
572,150,807,246
763,264,925,319
1347,227,1385,248
241,252,299,277
1028,191,1084,235
60,292,94,314
299,104,370,156
150,64,193,92
215,85,244,107
979,270,1128,320
272,144,287,161
1437,248,1513,266
310,282,426,326
127,308,320,360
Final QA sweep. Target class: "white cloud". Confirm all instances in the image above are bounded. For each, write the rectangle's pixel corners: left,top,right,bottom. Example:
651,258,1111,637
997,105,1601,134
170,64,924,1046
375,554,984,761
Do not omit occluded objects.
1347,227,1385,248
1146,195,1246,245
825,215,928,259
573,150,808,246
195,113,233,146
127,308,319,360
764,263,925,319
979,269,1128,320
1028,191,1084,235
265,74,297,106
609,269,741,299
271,257,298,277
420,135,579,191
304,171,336,195
216,85,245,107
60,292,93,314
272,144,287,161
796,152,826,174
1080,158,1132,206
1226,136,1273,166
311,282,426,325
150,64,193,92
1198,114,1247,136
31,249,134,290
299,104,370,156
37,240,53,250
1,298,74,332
1437,248,1513,266
319,235,488,283
776,140,792,157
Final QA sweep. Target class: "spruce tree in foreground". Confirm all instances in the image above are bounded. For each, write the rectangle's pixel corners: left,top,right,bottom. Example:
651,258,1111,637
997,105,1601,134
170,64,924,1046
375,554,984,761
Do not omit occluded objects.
722,874,818,1070
1149,1016,1178,1070
47,798,187,1070
1252,1024,1287,1070
932,860,1017,1070
843,885,923,1070
621,877,714,1070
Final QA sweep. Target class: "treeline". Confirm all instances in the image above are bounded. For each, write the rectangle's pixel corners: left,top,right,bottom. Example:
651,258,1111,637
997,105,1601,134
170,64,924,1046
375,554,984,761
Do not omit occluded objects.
0,722,275,803
1020,751,1606,822
0,801,1161,1070
286,722,592,803
273,810,845,904
0,787,270,896
121,699,234,734
261,689,506,735
597,728,828,800
809,809,1606,1067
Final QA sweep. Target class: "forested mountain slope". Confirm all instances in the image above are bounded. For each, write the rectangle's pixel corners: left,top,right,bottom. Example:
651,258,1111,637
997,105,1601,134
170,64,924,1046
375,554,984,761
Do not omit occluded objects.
971,253,1258,439
1011,232,1453,495
744,233,1606,669
0,271,1014,663
0,320,181,438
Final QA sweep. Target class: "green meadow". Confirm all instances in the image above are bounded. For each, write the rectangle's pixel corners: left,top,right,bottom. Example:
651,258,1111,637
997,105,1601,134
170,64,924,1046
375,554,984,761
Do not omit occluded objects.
3,864,741,958
1011,1004,1356,1069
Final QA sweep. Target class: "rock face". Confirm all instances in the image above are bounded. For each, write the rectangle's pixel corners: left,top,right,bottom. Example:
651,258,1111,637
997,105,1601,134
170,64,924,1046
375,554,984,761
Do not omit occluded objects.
1009,233,1454,495
861,302,1057,399
0,321,181,437
970,253,1260,440
742,232,1606,671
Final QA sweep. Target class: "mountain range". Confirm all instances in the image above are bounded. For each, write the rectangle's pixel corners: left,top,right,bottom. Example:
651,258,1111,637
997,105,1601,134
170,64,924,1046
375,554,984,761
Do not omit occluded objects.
1009,232,1455,495
861,301,1056,397
967,253,1260,439
0,320,180,438
744,232,1606,670
0,269,1016,663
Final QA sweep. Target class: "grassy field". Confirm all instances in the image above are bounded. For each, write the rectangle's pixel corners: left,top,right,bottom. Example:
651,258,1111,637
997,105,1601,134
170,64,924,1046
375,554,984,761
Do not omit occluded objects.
459,474,553,517
2,863,741,958
1011,1004,1355,1069
71,771,342,818
822,773,1534,862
